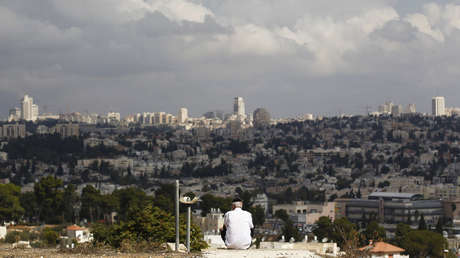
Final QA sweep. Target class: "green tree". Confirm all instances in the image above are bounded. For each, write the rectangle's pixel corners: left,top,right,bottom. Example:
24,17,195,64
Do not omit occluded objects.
34,176,64,223
435,218,444,234
401,230,448,258
393,223,412,247
153,184,176,213
61,184,79,223
418,214,427,230
361,221,386,245
274,209,289,222
112,187,153,221
313,216,333,241
332,217,359,249
0,184,24,222
20,191,38,223
281,219,302,242
80,185,102,222
248,205,265,226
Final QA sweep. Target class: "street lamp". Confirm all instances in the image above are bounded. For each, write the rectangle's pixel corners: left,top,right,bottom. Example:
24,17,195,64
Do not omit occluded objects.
179,194,199,253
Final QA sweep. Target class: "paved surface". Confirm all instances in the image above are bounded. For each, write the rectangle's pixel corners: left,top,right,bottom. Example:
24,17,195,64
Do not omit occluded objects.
202,249,321,258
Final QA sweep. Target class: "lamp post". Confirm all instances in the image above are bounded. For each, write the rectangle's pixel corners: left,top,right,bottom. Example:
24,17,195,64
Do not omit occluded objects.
179,195,199,253
175,180,179,252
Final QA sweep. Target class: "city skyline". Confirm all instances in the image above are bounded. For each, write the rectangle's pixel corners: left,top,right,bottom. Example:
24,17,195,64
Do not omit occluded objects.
1,1,460,118
3,93,459,121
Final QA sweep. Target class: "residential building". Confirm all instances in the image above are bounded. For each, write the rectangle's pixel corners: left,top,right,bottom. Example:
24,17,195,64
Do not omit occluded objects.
21,94,38,121
335,192,444,229
50,123,79,137
252,193,269,215
272,202,335,225
233,97,245,119
8,107,21,122
432,96,446,116
154,112,165,125
1,124,26,138
406,104,416,113
66,225,93,243
391,105,403,116
31,104,39,121
107,112,121,122
178,107,188,124
378,102,393,115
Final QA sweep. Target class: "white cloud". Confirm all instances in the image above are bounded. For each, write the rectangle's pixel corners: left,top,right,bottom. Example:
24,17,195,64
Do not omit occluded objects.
273,7,399,74
405,13,445,41
51,0,213,24
146,0,213,23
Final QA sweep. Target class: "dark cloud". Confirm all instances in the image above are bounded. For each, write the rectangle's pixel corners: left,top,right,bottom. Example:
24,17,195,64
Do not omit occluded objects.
1,1,460,119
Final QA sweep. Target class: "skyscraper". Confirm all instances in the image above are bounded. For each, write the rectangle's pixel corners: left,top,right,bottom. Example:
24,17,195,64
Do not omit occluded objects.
432,96,446,116
233,97,245,118
21,94,38,121
406,104,416,113
178,107,188,124
31,104,39,121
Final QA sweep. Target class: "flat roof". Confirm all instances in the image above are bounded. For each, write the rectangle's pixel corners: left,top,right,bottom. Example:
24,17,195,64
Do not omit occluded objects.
368,192,422,199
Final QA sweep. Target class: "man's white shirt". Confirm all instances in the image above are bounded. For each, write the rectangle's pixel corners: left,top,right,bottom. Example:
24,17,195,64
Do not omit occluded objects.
224,207,254,249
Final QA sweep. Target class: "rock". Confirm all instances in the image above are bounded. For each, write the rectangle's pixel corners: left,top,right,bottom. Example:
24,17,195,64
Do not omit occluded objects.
166,242,188,253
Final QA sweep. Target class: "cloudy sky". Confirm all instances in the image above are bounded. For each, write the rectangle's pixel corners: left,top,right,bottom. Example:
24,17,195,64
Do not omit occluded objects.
1,0,460,118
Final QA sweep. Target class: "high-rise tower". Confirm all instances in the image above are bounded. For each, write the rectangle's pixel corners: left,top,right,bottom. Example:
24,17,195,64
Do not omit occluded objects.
233,97,245,118
178,107,188,124
21,94,32,120
432,96,445,116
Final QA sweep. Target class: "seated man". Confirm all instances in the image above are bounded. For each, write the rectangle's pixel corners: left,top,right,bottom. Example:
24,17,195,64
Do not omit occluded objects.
221,197,254,249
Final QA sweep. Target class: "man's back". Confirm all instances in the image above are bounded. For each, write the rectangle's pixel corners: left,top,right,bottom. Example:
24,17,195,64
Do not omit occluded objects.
224,207,253,249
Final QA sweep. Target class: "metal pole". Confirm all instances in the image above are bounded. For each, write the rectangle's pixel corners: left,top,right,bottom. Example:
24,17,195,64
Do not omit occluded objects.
187,205,191,252
175,180,180,252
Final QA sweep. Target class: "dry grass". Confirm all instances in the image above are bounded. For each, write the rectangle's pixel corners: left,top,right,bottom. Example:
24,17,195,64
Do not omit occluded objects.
0,243,199,258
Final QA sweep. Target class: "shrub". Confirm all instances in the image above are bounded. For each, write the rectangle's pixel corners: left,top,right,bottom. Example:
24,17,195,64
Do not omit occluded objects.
4,230,39,245
92,206,207,251
40,228,59,247
5,231,21,244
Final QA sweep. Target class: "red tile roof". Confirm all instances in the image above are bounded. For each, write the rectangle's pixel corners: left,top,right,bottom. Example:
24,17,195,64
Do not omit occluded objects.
359,241,405,254
66,225,85,231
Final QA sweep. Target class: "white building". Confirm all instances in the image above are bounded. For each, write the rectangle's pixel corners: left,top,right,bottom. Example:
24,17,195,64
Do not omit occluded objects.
378,101,393,115
31,104,39,121
107,112,121,122
155,112,165,125
233,97,246,119
0,226,6,240
406,104,416,114
21,94,38,121
252,193,269,215
178,107,188,124
432,96,446,116
391,105,403,116
8,107,21,122
447,107,460,116
66,225,93,243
